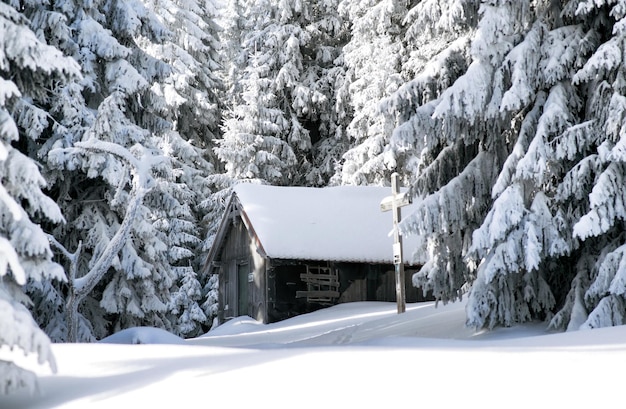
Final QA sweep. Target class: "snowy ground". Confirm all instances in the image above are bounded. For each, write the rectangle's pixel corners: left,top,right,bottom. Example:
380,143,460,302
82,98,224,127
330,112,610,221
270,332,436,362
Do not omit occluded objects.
2,299,625,408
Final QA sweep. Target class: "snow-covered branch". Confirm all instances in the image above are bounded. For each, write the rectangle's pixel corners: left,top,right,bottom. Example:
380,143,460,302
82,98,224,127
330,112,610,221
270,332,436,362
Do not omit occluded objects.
59,140,160,341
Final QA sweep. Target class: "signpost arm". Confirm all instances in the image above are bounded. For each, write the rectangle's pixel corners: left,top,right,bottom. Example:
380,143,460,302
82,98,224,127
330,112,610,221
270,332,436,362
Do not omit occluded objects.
392,173,406,314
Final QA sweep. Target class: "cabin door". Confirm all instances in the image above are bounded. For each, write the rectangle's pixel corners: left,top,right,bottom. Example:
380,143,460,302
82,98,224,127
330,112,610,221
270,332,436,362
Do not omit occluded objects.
237,261,249,316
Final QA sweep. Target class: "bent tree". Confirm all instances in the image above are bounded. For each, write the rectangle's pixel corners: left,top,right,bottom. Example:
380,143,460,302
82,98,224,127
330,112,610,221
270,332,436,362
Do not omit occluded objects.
49,140,161,342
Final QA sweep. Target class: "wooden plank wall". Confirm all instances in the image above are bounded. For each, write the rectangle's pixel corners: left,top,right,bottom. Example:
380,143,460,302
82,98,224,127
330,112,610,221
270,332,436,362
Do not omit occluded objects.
218,216,267,322
249,245,267,322
336,263,429,304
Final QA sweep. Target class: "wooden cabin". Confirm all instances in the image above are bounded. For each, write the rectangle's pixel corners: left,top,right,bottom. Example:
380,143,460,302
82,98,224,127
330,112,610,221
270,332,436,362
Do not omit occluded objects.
204,183,428,325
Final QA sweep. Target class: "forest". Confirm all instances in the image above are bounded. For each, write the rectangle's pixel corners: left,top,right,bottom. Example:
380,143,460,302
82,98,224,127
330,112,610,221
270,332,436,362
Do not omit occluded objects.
3,0,626,395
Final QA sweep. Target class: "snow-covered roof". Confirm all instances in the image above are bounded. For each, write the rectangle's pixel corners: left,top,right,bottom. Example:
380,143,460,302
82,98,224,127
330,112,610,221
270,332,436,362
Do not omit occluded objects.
231,183,422,265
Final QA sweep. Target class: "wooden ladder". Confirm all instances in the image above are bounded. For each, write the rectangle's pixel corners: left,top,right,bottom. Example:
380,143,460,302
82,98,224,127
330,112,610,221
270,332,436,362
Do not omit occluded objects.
296,265,340,304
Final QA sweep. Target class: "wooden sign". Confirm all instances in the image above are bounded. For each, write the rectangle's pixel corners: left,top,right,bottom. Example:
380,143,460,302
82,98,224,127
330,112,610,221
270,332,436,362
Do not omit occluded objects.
380,191,412,212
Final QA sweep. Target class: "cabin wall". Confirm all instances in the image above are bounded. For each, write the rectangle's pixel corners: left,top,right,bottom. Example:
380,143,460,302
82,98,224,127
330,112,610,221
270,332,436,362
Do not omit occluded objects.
336,263,426,303
218,216,267,324
373,266,426,303
263,260,430,323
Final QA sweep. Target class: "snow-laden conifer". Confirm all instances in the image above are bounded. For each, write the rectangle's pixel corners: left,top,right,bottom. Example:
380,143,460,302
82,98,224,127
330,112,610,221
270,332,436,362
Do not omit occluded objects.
216,0,346,187
132,0,222,337
331,0,407,186
0,1,79,394
550,0,626,329
33,0,217,340
410,0,626,330
385,1,581,326
216,53,297,185
380,0,488,303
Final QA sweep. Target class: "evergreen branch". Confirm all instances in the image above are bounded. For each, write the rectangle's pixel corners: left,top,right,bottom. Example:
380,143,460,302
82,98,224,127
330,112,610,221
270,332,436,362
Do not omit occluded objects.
63,141,158,341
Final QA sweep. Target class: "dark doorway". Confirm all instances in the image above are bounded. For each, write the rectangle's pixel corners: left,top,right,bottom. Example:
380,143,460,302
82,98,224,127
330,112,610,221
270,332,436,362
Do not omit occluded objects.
237,261,249,316
270,265,308,321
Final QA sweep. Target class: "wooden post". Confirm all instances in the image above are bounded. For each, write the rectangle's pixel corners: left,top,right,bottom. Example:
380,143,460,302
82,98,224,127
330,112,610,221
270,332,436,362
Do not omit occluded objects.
391,173,406,314
380,172,411,314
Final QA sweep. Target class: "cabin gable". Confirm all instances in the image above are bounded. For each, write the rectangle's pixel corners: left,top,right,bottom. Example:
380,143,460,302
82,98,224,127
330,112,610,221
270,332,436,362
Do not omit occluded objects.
206,198,268,324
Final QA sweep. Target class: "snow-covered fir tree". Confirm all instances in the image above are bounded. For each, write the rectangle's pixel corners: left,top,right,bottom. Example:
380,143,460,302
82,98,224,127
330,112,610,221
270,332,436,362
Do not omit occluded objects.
548,0,626,331
300,0,350,185
6,0,86,341
36,0,173,341
331,0,408,186
28,0,219,340
0,0,80,393
217,51,298,185
215,0,347,187
384,0,626,332
219,0,250,115
460,1,576,329
462,0,626,330
376,0,482,303
137,0,223,337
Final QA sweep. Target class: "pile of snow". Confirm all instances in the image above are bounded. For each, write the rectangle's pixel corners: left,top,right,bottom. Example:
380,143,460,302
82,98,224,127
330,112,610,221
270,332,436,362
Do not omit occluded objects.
99,327,186,345
1,300,625,408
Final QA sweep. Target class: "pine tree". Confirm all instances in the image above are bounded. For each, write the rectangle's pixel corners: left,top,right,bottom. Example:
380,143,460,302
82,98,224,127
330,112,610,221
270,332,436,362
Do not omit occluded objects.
377,0,482,303
201,272,219,328
137,0,223,337
299,0,349,185
463,5,580,326
34,0,214,340
216,0,302,186
215,0,347,187
462,0,626,330
331,0,408,186
548,0,626,330
0,0,80,394
216,52,297,185
388,0,626,331
219,0,250,113
15,0,100,342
